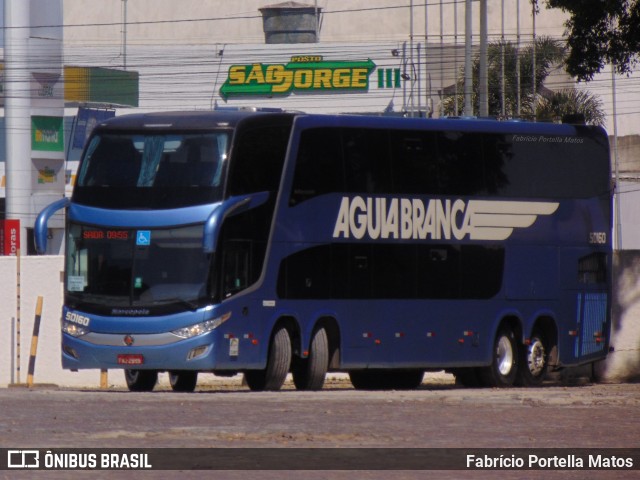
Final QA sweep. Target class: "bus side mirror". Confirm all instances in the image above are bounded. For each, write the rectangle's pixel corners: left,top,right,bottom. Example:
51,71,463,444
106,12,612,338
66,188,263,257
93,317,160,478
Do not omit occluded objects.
34,197,70,254
202,191,269,254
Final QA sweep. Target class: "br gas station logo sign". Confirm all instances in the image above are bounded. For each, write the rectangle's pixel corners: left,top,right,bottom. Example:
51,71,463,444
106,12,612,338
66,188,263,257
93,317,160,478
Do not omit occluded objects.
219,56,377,100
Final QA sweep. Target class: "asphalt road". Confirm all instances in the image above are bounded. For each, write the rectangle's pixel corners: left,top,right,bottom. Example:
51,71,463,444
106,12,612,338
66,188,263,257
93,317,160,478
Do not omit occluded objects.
1,375,639,480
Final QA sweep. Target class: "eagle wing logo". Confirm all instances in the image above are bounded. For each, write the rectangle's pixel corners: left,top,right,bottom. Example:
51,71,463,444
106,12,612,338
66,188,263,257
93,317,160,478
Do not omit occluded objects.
466,200,559,241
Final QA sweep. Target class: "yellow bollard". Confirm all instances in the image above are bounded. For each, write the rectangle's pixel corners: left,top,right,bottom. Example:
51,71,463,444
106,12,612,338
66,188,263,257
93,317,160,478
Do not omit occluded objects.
100,370,109,389
26,296,44,388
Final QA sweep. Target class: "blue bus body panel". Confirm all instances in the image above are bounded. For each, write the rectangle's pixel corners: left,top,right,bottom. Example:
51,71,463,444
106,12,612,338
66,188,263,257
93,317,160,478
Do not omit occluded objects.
61,300,268,371
62,331,218,370
56,113,612,373
68,203,221,227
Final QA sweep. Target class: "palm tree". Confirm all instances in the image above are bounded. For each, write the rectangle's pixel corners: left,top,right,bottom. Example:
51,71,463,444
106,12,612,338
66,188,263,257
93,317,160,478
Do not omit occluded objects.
536,89,606,127
442,36,605,125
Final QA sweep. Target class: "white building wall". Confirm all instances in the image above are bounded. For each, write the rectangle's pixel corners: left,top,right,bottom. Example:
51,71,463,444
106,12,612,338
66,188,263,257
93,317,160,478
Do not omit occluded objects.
63,0,566,46
618,182,640,250
0,255,105,387
61,0,640,138
0,255,639,388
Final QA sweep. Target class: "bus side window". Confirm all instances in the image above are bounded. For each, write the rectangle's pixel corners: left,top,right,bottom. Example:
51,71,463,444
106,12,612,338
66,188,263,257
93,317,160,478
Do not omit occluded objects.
390,131,439,195
227,125,291,196
290,128,344,205
343,129,391,195
221,240,251,298
429,131,488,196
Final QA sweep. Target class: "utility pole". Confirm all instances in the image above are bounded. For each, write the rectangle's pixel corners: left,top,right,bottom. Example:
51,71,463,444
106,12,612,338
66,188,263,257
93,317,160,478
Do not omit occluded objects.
122,0,128,69
4,0,32,249
500,0,505,117
463,0,473,116
532,1,537,120
612,66,621,250
314,0,319,42
453,0,459,115
478,0,488,117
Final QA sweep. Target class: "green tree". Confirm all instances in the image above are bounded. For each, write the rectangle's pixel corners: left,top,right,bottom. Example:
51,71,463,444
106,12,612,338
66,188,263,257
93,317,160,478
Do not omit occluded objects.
442,36,566,118
442,36,606,126
536,89,606,126
541,0,640,81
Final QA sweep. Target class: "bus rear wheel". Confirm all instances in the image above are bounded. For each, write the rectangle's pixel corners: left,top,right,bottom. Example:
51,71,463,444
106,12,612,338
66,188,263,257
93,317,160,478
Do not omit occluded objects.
245,326,292,391
480,328,518,387
292,327,329,391
169,371,198,392
124,369,158,392
516,332,548,387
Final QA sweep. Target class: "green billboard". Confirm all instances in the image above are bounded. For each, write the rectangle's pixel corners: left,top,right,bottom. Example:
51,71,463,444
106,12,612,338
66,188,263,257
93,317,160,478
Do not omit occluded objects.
220,56,376,100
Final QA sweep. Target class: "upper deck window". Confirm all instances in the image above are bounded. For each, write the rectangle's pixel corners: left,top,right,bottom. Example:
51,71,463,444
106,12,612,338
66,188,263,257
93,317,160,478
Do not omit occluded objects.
74,132,228,209
290,126,610,204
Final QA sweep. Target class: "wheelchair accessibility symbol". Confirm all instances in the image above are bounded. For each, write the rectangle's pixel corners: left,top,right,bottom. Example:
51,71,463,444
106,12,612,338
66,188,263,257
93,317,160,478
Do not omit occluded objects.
136,231,151,246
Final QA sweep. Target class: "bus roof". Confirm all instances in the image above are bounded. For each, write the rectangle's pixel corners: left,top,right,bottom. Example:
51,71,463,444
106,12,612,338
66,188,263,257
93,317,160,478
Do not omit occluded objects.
95,110,607,139
292,114,607,138
94,109,297,131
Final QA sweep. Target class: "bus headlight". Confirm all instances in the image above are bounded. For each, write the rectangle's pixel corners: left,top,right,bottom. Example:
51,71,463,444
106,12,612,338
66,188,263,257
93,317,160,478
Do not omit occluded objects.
171,312,231,339
62,321,89,337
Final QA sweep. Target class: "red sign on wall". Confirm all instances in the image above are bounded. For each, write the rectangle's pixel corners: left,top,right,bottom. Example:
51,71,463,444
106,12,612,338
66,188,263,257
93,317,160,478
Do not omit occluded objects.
0,219,20,256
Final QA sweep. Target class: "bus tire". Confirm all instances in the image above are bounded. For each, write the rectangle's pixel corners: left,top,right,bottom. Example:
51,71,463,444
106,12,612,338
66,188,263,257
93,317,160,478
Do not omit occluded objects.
292,327,329,391
480,327,518,387
169,371,198,392
516,331,548,387
124,369,158,392
245,326,292,391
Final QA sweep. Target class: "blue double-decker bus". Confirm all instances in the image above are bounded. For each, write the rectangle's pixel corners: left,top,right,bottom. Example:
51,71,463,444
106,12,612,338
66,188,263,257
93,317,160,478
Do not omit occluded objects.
35,110,612,391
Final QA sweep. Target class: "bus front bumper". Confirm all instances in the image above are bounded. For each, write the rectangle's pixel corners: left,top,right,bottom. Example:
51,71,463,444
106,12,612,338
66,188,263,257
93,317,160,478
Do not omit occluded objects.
61,331,221,371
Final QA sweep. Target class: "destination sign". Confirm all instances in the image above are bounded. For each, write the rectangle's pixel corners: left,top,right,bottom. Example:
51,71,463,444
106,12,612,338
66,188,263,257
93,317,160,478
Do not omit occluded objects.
82,230,129,240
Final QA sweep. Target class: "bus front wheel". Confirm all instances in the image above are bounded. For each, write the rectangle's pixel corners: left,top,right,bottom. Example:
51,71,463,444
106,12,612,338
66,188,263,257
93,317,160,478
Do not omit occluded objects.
480,328,518,387
245,326,292,391
169,371,198,392
292,327,329,391
124,369,158,392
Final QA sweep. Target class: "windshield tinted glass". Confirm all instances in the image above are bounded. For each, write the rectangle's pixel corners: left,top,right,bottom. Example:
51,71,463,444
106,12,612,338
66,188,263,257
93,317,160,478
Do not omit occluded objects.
65,223,212,315
73,132,228,209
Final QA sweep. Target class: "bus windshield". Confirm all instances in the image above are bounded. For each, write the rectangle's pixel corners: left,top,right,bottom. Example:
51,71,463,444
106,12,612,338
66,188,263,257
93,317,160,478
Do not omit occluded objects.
65,223,212,314
74,132,229,209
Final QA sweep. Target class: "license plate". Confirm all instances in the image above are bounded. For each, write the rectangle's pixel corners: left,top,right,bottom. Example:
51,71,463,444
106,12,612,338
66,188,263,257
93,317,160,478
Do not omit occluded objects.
117,354,144,365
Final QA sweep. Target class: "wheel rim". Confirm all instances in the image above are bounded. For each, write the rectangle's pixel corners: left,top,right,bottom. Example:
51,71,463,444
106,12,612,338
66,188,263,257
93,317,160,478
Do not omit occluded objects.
527,338,546,377
497,335,514,376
